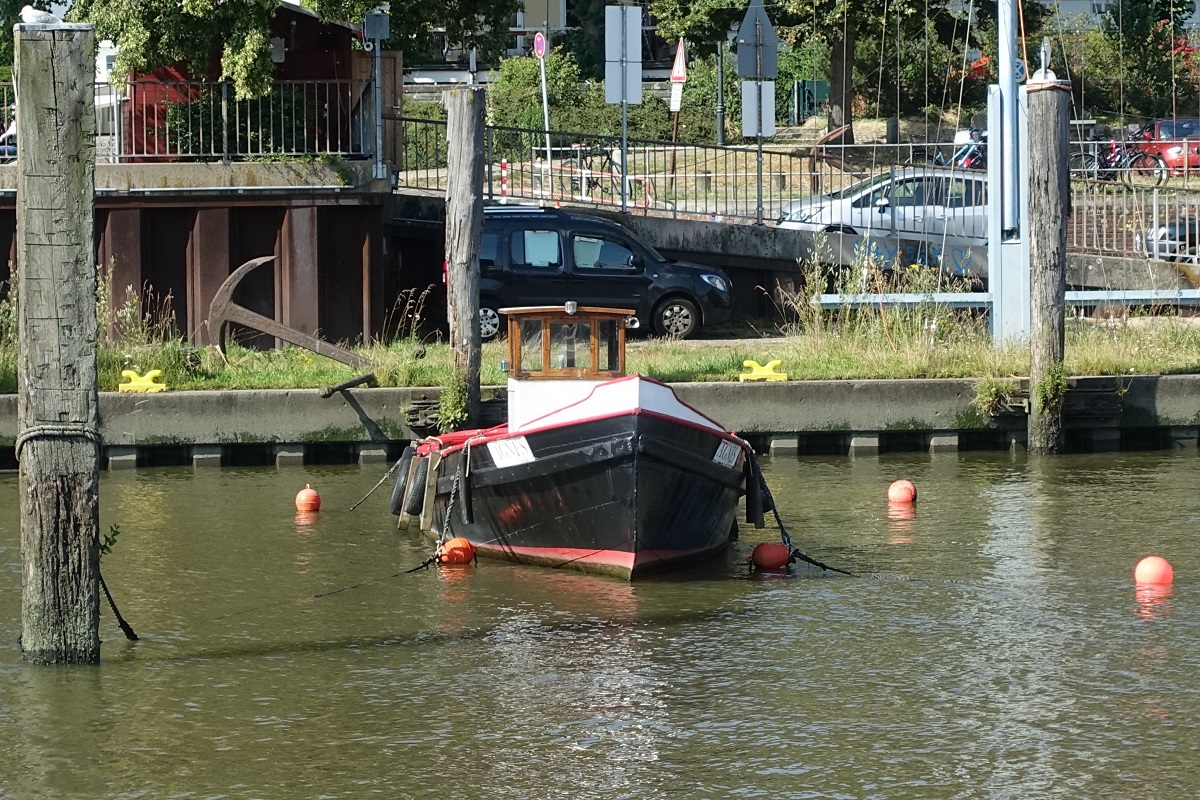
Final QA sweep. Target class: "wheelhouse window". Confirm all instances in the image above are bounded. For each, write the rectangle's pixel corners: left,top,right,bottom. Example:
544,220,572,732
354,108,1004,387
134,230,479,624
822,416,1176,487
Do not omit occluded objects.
505,308,630,379
550,322,592,369
520,319,544,371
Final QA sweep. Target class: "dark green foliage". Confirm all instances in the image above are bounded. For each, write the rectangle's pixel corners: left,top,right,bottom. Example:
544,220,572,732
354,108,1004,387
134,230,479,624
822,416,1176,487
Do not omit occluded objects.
1101,0,1195,118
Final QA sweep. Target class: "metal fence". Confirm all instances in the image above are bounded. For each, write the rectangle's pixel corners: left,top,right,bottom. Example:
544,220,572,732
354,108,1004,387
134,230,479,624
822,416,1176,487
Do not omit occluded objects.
119,79,372,161
398,116,1200,267
3,79,373,162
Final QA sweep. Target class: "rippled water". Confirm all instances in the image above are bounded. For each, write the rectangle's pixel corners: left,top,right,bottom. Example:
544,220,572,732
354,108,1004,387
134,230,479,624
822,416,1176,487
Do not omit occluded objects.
1,451,1199,799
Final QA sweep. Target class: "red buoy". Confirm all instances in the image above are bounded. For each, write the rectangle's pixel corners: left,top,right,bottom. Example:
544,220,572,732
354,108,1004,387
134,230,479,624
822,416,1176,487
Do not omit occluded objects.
437,537,477,565
1135,555,1173,585
749,542,792,571
295,484,321,512
887,479,917,504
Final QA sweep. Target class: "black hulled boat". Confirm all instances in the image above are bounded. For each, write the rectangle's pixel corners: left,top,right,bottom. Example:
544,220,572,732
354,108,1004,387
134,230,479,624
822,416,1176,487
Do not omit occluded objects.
402,305,754,580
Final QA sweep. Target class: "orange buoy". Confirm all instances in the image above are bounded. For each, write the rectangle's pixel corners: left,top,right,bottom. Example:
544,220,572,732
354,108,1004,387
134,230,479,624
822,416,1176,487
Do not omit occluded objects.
749,542,792,571
437,537,477,565
295,484,321,512
1135,555,1173,585
887,479,917,504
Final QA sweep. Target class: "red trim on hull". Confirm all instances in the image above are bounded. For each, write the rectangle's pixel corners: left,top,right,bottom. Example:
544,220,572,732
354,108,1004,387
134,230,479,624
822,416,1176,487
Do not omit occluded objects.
473,541,729,580
436,409,748,458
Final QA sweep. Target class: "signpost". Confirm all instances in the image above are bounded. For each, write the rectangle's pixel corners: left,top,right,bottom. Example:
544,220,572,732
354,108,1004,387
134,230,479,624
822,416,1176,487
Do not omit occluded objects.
668,38,686,185
534,31,552,192
669,38,686,112
605,5,641,213
736,0,777,224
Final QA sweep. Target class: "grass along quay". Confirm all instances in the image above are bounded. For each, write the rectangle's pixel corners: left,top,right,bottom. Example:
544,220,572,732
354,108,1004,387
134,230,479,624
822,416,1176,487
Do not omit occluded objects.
3,267,1200,404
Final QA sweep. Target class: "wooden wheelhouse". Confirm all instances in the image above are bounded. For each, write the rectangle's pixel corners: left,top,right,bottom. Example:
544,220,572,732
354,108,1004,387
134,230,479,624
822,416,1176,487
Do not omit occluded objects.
501,305,637,380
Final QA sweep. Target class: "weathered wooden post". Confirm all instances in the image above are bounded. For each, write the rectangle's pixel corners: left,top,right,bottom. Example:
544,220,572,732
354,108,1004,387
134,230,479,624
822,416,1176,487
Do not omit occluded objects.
15,20,101,663
442,87,485,428
1026,44,1071,455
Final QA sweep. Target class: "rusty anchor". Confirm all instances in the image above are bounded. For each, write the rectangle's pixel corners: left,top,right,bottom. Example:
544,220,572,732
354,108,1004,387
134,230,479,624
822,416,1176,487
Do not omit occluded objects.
207,256,375,396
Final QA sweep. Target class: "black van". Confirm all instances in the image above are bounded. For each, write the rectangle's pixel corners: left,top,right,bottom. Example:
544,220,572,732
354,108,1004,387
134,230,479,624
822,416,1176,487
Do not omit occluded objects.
476,205,734,339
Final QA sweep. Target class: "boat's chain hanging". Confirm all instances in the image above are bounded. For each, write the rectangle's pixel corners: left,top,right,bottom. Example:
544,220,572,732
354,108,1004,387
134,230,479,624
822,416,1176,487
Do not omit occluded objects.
406,445,466,573
752,450,853,576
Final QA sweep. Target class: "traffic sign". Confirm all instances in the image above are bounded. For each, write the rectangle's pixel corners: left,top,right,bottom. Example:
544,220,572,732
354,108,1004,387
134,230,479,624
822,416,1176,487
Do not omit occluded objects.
533,31,547,59
670,38,687,83
604,5,642,105
736,0,778,79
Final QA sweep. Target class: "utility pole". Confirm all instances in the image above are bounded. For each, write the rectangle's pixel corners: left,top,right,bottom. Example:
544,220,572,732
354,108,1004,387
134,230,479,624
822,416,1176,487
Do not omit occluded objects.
443,88,485,428
1026,41,1071,454
16,20,101,663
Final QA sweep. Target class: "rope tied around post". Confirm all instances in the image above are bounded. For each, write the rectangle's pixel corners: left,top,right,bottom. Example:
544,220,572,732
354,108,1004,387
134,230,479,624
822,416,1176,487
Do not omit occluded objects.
14,422,101,462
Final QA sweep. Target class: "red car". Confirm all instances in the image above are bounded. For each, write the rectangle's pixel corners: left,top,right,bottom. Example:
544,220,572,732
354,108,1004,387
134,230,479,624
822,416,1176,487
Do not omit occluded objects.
1136,117,1200,174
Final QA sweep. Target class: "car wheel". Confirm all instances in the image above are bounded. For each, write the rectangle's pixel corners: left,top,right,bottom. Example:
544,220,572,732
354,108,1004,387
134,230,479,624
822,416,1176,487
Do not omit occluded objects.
653,297,700,339
479,304,503,341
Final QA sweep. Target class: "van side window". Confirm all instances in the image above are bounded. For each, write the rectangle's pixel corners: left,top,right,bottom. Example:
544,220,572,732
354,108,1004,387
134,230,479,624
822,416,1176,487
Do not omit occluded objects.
572,234,636,270
480,232,500,271
511,229,562,269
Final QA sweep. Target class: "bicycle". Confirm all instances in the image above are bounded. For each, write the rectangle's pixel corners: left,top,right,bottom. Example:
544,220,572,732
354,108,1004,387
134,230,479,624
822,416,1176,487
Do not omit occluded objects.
570,143,622,201
1070,131,1168,188
932,126,987,170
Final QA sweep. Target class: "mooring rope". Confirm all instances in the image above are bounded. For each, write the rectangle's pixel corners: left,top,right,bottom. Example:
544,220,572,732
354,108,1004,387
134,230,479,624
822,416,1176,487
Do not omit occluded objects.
14,422,101,461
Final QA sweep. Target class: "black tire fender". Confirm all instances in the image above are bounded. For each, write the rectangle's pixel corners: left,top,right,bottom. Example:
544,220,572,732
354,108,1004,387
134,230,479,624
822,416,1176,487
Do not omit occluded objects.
403,455,430,516
387,445,416,516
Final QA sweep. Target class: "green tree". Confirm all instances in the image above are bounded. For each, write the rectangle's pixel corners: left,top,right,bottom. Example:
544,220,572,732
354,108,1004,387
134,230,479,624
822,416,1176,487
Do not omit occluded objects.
1102,0,1195,118
0,0,21,75
68,0,520,99
649,0,956,143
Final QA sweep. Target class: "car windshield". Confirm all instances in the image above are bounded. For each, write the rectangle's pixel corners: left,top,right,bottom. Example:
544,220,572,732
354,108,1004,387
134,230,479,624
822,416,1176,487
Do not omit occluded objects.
1158,119,1200,139
824,172,894,200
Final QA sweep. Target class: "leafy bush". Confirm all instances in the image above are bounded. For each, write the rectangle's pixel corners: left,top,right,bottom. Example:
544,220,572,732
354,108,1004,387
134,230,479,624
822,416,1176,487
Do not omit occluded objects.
163,84,326,157
400,100,448,171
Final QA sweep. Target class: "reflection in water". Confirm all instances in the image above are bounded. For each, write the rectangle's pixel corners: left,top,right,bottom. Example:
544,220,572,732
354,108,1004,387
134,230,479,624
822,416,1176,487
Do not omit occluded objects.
2,456,1200,798
887,501,915,544
294,510,319,529
1135,583,1173,620
472,574,665,796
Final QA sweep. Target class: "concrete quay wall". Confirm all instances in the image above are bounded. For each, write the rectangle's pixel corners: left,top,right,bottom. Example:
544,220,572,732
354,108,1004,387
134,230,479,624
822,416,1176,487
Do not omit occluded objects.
1,375,1198,469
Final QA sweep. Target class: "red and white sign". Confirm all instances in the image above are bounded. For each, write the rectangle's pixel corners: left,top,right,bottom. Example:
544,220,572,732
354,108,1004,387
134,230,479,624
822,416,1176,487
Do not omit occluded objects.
533,31,547,59
670,38,687,83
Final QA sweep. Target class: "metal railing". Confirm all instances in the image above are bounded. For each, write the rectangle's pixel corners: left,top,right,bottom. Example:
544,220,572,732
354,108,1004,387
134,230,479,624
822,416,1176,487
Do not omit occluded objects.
3,79,373,163
398,116,1200,270
119,79,372,161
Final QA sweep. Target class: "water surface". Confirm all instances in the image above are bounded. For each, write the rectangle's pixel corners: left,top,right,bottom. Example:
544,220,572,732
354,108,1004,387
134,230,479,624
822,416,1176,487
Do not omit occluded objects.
1,452,1198,798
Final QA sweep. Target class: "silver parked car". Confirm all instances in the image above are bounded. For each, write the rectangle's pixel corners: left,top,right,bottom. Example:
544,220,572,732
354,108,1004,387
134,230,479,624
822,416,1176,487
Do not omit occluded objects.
1135,216,1200,263
777,166,989,279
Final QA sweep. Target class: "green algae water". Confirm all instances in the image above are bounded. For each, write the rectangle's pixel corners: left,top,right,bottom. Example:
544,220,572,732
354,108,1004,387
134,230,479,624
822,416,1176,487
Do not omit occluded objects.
2,451,1199,798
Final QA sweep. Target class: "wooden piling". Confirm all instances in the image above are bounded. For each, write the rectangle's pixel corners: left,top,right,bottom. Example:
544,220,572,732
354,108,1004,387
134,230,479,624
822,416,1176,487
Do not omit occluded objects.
443,87,485,428
15,22,101,663
1026,79,1071,455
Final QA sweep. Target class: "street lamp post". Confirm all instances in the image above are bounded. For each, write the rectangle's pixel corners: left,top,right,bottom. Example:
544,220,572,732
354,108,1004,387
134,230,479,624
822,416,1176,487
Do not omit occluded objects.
716,39,725,146
716,28,736,146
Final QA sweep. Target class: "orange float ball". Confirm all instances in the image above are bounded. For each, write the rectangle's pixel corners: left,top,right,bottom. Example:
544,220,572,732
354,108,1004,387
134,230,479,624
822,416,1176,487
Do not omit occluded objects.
437,537,477,565
749,542,792,571
295,484,321,512
887,479,917,504
1135,555,1173,585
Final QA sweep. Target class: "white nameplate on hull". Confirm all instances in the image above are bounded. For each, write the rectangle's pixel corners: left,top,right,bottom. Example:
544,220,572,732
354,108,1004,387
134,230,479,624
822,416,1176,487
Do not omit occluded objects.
488,436,537,468
713,439,740,468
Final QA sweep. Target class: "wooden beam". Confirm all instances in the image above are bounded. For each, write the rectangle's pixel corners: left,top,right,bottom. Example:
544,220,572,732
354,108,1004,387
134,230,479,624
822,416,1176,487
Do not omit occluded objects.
16,21,101,664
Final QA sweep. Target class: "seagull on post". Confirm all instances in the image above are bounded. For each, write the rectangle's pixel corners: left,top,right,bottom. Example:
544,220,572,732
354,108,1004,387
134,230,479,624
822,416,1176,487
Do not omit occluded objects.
20,5,62,23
